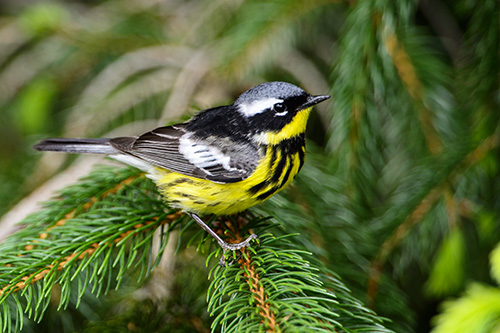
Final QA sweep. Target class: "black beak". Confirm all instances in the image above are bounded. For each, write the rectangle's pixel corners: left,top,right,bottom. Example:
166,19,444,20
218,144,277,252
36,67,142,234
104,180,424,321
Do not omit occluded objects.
298,94,331,111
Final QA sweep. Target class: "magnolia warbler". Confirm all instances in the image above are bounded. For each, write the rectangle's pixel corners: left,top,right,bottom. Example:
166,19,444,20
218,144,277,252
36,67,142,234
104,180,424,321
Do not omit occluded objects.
34,81,330,259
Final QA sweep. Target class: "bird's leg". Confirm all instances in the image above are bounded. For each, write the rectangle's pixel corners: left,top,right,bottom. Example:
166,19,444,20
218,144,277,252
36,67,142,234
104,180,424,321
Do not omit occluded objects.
189,213,259,265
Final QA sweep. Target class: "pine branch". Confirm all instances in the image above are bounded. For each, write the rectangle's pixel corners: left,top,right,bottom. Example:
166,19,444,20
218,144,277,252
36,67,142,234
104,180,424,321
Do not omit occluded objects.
383,28,444,154
207,220,392,332
0,164,393,332
0,166,181,331
368,131,500,302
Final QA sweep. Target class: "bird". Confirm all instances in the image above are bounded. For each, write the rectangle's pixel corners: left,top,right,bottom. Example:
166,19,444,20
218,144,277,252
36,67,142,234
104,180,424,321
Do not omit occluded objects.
34,81,330,261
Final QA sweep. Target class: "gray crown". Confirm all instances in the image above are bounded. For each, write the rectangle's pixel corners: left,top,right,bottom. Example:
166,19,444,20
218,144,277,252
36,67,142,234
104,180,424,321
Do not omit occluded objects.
235,81,307,105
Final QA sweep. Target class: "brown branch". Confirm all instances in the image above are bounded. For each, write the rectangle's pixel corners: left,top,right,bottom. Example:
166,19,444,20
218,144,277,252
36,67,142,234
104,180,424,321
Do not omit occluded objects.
2,217,170,297
218,217,279,332
25,174,141,251
239,251,279,332
384,29,443,154
1,242,99,296
367,132,500,304
349,100,363,167
367,186,442,305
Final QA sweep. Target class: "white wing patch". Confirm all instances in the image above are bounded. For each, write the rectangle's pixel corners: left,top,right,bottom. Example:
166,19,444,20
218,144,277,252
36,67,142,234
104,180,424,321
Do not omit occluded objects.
237,97,283,117
179,134,237,175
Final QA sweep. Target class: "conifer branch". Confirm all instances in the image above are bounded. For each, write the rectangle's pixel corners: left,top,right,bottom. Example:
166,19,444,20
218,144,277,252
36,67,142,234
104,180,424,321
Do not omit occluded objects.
0,165,393,332
368,131,500,302
207,219,392,332
383,28,443,154
223,218,279,331
0,166,181,331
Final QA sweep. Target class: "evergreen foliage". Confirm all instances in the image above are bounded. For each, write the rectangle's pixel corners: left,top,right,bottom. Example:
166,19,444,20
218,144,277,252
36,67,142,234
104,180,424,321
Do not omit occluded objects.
0,0,498,331
0,166,391,332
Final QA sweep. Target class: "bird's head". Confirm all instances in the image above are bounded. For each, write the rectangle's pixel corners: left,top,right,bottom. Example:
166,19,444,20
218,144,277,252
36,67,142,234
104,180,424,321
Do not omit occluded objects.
235,81,330,145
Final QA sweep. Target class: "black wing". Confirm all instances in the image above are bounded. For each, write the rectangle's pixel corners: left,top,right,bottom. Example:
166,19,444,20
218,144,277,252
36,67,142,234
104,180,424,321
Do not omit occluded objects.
110,124,260,183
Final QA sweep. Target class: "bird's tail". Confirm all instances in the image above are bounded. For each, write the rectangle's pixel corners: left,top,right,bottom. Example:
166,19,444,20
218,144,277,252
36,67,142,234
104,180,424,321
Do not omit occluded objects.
33,138,119,154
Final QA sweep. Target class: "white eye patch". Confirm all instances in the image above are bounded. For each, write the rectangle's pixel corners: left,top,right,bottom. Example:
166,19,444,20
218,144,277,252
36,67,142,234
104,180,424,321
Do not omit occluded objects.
237,97,284,117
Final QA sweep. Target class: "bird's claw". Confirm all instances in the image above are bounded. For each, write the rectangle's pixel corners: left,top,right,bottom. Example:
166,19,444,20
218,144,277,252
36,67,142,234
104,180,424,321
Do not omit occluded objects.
218,234,260,266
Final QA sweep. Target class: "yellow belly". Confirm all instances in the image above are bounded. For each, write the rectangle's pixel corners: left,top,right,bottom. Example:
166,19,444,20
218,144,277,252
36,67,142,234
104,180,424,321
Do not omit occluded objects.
154,145,304,215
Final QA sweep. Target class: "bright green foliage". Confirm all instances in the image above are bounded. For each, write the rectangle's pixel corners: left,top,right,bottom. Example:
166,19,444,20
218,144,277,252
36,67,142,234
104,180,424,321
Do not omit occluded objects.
432,284,500,333
431,243,500,332
16,78,58,134
18,3,67,37
490,242,500,285
425,228,465,297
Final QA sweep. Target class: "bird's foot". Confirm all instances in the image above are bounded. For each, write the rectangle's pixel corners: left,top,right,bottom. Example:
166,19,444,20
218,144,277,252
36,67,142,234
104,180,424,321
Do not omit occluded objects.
188,213,260,266
219,234,260,266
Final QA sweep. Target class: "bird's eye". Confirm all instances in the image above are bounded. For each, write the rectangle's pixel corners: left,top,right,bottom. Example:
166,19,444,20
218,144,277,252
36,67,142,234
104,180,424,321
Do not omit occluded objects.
273,103,287,116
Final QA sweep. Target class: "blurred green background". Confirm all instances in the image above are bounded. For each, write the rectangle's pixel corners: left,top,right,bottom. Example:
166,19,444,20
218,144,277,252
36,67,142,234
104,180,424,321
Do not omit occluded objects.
0,0,499,332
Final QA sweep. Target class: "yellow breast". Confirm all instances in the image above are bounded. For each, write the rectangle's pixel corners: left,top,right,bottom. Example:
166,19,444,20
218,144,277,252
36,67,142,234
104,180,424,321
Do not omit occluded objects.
154,142,305,216
154,107,311,215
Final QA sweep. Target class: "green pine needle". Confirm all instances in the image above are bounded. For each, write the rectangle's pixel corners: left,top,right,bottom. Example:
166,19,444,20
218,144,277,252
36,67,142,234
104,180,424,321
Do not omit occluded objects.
207,233,392,332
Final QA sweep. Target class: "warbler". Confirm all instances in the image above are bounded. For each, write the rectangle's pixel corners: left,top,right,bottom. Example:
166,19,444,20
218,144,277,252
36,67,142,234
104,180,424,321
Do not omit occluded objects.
34,81,330,257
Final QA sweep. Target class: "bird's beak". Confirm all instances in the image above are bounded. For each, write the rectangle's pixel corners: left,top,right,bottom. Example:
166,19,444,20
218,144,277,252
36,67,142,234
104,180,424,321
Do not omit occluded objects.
298,95,331,111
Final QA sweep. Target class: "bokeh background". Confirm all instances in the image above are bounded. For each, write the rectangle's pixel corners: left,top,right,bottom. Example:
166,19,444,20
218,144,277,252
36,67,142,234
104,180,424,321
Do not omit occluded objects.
0,0,499,332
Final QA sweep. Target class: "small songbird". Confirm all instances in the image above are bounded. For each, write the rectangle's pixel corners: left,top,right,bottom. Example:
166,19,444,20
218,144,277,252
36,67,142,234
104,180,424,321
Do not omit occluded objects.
34,81,330,258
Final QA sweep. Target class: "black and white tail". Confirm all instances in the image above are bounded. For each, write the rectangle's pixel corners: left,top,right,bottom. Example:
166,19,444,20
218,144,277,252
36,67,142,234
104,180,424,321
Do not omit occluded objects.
33,138,119,155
